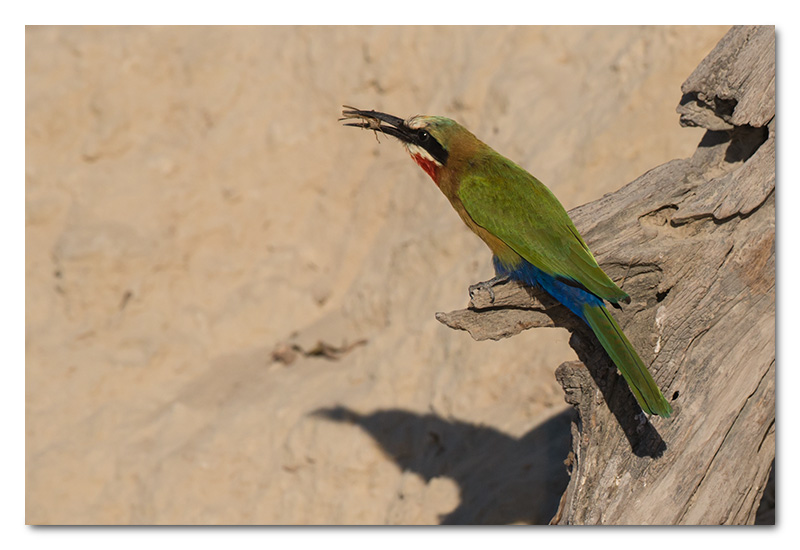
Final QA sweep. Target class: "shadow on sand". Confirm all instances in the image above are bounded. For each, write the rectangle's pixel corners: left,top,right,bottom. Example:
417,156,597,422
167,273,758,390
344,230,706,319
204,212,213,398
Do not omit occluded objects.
313,405,574,524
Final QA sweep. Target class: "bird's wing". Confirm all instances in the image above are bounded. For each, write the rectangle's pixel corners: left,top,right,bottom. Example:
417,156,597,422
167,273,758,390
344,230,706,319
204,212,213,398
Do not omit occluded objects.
458,164,629,304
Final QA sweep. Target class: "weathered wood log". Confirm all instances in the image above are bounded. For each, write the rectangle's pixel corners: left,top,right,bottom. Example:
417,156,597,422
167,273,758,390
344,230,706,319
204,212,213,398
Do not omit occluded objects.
435,25,775,525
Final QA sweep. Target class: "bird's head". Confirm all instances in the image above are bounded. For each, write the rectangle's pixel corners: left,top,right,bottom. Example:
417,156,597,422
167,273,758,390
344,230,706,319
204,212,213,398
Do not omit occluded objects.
341,107,476,184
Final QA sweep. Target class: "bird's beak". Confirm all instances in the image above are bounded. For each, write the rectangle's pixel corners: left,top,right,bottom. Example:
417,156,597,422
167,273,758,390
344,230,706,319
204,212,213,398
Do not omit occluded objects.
339,106,413,143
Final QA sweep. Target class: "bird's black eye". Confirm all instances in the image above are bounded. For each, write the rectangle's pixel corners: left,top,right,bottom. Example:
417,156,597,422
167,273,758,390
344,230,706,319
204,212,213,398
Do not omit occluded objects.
417,130,430,142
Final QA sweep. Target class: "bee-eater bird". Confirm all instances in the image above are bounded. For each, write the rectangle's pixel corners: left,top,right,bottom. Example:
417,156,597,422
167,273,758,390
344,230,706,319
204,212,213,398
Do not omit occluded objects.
340,107,672,418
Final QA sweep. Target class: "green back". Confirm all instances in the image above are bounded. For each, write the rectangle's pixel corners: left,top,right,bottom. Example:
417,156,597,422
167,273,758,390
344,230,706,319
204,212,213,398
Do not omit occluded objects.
458,156,629,304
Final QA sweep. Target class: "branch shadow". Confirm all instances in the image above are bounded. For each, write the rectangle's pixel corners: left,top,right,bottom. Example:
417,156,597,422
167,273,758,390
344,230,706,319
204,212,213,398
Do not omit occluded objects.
312,405,574,525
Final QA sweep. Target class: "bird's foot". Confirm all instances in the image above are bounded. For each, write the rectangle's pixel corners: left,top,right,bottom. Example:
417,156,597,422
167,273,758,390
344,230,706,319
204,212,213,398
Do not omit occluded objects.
468,274,511,304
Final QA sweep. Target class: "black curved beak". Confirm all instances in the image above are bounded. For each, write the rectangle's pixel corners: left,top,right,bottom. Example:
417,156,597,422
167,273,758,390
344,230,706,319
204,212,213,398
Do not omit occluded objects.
339,106,413,143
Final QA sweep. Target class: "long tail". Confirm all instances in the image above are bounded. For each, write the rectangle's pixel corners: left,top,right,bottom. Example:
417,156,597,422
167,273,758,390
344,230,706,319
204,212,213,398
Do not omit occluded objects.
582,304,672,417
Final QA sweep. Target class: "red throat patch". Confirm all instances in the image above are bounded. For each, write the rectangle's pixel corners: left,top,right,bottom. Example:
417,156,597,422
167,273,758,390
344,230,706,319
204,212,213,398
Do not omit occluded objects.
411,153,439,185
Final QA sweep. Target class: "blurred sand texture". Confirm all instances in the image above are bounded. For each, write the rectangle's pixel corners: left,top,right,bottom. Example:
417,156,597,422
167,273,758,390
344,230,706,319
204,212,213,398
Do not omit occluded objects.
26,25,729,524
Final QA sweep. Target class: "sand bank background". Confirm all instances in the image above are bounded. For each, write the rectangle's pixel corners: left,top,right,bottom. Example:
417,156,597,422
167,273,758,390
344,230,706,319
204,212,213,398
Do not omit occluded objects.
26,26,728,524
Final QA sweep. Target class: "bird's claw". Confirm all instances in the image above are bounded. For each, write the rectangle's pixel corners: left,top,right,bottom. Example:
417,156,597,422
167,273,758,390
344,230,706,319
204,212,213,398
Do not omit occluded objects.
468,275,510,305
469,280,497,303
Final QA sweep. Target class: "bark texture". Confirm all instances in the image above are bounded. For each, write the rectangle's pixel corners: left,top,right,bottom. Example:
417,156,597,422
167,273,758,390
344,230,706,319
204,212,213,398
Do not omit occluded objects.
436,25,775,525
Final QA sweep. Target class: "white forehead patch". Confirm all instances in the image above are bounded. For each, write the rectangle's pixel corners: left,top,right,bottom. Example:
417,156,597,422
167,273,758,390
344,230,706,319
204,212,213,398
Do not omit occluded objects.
405,142,442,166
405,115,426,130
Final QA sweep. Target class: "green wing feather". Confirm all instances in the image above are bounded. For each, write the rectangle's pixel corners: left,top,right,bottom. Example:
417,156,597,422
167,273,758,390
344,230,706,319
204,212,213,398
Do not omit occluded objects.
458,158,629,304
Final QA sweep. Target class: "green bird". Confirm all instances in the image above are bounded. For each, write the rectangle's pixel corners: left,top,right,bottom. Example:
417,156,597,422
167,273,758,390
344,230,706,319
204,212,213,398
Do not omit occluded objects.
341,107,672,417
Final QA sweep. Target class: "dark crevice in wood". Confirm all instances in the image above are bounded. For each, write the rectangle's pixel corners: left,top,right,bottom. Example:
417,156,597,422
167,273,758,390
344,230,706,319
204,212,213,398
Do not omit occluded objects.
724,124,769,163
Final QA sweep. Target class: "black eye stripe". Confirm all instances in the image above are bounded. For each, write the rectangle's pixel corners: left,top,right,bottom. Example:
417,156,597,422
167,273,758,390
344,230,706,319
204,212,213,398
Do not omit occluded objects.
413,128,449,166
